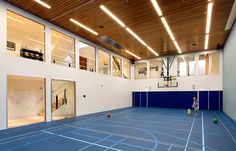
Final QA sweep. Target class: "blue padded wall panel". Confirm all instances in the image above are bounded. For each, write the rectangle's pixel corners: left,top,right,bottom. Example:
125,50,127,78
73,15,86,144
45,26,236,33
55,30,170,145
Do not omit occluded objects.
134,92,141,107
199,91,209,110
141,92,147,107
220,91,223,110
209,91,220,110
148,91,197,109
132,92,135,107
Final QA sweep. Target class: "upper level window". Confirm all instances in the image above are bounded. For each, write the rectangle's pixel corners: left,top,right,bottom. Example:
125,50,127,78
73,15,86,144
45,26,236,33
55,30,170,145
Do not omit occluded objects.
187,56,195,76
112,56,122,77
7,10,45,61
208,52,219,75
79,42,96,72
98,50,110,75
135,62,147,79
123,60,131,79
177,58,187,76
199,55,207,75
51,29,75,67
150,60,162,79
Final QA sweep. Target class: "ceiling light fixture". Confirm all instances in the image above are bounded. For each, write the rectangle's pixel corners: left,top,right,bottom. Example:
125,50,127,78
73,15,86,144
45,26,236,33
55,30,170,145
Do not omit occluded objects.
204,34,209,50
150,0,163,16
70,18,98,35
205,2,213,50
151,0,182,54
100,5,126,28
34,0,51,9
206,2,213,34
125,50,141,59
100,5,159,57
147,46,159,56
125,27,147,47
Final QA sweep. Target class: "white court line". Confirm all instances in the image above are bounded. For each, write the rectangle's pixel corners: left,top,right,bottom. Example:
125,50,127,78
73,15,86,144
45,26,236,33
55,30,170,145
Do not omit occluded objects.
104,137,127,151
58,134,122,151
184,114,196,151
215,112,236,144
167,144,173,151
201,112,205,151
78,134,113,151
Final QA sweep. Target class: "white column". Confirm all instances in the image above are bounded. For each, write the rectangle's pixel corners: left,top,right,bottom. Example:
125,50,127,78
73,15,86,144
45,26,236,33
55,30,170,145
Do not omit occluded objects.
0,2,6,54
45,26,51,63
45,77,52,122
147,61,150,79
95,47,99,73
121,59,124,78
0,73,7,130
75,39,80,69
110,54,113,76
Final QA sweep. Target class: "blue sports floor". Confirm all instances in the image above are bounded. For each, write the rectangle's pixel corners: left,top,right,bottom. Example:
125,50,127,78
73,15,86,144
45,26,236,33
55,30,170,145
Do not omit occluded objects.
0,108,236,151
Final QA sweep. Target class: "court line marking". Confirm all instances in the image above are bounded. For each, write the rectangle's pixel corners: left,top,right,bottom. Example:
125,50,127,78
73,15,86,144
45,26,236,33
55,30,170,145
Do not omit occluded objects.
202,112,205,151
0,109,127,142
219,112,236,130
184,114,196,151
78,134,113,151
74,124,203,151
104,137,127,151
167,144,173,151
58,134,122,151
215,112,236,144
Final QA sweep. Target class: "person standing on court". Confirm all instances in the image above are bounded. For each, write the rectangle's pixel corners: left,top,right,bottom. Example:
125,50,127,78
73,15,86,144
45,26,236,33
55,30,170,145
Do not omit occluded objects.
192,97,199,117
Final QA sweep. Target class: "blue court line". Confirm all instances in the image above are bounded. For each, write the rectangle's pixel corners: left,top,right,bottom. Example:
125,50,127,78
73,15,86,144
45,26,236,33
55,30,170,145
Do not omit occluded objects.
67,124,158,151
104,137,127,151
58,134,122,151
3,135,55,151
184,114,196,151
214,112,236,144
78,134,113,151
219,112,236,131
202,112,205,151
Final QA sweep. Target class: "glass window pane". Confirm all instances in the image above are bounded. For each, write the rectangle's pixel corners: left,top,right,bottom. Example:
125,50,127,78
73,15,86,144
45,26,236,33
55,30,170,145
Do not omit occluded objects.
7,10,45,61
150,60,162,79
51,29,75,67
7,75,45,128
98,50,110,75
135,62,147,79
209,52,219,75
79,42,96,72
52,80,75,121
199,55,208,75
112,56,122,77
189,61,195,76
177,57,187,76
123,60,131,79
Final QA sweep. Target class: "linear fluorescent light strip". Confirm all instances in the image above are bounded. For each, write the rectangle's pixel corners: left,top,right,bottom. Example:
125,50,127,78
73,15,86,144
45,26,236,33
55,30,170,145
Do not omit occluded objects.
7,16,24,24
125,50,141,59
100,5,158,57
34,0,51,9
205,2,213,50
70,18,98,35
100,5,126,27
125,27,147,47
151,0,163,16
147,46,159,56
205,34,209,50
151,0,182,53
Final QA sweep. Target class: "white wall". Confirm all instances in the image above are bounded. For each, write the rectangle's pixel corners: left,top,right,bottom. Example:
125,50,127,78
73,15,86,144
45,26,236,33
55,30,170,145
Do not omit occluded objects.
132,51,223,91
223,21,236,121
0,1,132,130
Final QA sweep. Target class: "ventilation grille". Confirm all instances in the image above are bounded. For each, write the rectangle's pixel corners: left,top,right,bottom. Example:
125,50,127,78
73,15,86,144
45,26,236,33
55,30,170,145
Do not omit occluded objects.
98,36,124,50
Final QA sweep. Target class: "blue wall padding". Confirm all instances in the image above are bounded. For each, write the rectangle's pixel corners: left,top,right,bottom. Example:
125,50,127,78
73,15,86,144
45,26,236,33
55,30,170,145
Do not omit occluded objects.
209,91,220,110
132,90,223,111
141,92,147,107
220,91,223,110
199,91,209,110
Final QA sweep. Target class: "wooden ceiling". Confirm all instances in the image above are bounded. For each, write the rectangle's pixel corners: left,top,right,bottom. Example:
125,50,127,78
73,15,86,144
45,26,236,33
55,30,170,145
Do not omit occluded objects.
4,0,234,60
